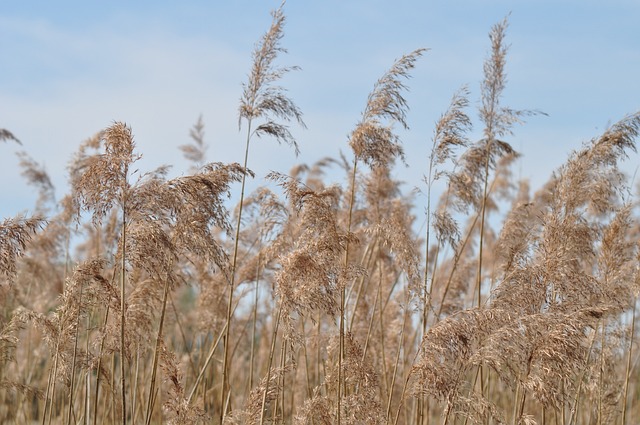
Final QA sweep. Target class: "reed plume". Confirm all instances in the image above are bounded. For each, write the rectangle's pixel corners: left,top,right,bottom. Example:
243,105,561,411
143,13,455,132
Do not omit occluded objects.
1,8,640,425
220,3,306,419
0,128,20,144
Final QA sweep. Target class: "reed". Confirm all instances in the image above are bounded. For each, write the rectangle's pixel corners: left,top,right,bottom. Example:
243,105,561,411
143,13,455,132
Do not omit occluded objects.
1,5,639,425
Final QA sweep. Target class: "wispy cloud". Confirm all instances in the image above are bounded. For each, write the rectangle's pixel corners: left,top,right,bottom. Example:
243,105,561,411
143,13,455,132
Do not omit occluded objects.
1,2,639,219
0,14,253,216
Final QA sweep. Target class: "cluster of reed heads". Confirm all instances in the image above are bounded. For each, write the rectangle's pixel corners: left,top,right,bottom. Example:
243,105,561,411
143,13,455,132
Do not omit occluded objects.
1,5,639,425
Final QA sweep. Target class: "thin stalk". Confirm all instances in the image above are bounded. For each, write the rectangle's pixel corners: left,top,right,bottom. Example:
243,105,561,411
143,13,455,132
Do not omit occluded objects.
316,313,322,394
487,368,494,425
169,293,197,378
567,329,597,425
249,247,263,390
377,262,390,402
301,319,314,402
442,399,452,425
132,348,140,423
435,171,502,321
381,273,402,316
290,346,299,423
92,267,117,425
66,280,85,425
474,143,493,411
419,155,439,425
302,317,320,425
361,250,382,361
416,387,423,425
435,212,480,320
69,367,87,424
347,239,377,332
110,353,115,424
422,229,432,335
462,361,482,425
444,369,468,425
93,305,110,425
511,380,521,425
41,354,54,425
187,323,227,404
272,337,287,421
518,392,527,423
476,148,493,308
120,207,127,425
144,279,171,425
85,311,91,425
259,305,283,425
422,133,440,334
84,231,98,425
418,248,434,423
16,289,34,423
392,339,423,425
426,399,431,425
221,118,253,423
45,229,71,425
202,350,209,412
46,339,60,425
598,320,606,425
186,290,246,405
128,348,136,422
386,299,409,422
561,380,566,425
622,297,637,425
148,388,160,425
423,178,457,326
229,305,257,367
338,158,358,424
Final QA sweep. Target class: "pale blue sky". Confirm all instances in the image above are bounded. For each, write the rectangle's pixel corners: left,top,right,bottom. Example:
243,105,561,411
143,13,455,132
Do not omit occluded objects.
1,1,639,220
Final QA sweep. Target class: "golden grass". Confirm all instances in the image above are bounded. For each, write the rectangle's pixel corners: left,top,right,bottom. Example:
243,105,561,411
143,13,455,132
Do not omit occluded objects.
1,5,639,425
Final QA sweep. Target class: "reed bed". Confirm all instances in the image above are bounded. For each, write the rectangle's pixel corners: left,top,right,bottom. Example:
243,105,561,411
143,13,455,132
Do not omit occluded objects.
1,4,639,425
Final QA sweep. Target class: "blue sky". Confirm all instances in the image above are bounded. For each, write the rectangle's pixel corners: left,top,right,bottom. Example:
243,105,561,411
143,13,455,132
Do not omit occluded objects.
1,1,639,220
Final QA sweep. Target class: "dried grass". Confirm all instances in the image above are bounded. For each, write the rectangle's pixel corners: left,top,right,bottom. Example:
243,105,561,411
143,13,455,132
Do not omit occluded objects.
1,6,639,425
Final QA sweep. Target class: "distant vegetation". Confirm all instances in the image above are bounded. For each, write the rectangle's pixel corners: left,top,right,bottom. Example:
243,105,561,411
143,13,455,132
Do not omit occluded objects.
1,4,638,425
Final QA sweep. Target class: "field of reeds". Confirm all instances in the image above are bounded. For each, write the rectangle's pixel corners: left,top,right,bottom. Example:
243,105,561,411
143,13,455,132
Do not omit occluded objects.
1,4,639,425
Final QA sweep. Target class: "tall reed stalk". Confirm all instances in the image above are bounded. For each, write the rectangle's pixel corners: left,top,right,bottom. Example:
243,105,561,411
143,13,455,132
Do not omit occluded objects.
221,5,304,420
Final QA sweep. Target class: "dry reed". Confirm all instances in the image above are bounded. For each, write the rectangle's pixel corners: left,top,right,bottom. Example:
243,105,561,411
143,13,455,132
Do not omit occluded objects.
1,5,639,425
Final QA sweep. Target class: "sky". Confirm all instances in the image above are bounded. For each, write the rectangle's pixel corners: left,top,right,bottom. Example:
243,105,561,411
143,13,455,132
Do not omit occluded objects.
1,1,639,222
